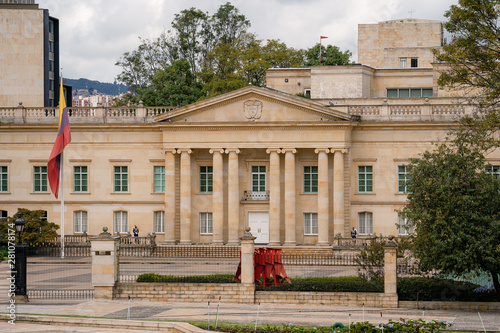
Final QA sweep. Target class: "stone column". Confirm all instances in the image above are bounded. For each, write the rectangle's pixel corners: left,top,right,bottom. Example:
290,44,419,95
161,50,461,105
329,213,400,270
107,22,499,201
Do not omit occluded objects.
210,148,225,244
226,148,241,245
178,148,192,244
164,149,177,244
91,227,120,300
315,148,330,245
384,236,398,295
333,149,346,236
240,227,256,284
267,148,281,246
282,148,297,246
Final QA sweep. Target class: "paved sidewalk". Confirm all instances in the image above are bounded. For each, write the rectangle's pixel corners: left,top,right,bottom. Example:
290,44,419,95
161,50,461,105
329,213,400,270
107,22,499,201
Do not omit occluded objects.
0,299,499,332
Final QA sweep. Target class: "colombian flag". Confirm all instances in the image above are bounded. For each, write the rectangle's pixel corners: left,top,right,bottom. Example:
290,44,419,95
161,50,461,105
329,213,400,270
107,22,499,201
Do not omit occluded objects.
48,77,71,199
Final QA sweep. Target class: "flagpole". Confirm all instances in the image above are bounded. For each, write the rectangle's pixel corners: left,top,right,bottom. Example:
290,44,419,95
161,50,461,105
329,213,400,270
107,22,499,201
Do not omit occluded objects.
60,150,65,259
320,37,322,65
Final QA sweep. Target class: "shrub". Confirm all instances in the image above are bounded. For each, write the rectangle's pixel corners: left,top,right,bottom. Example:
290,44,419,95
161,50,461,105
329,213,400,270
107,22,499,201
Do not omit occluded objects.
398,277,499,302
136,273,237,283
256,276,383,293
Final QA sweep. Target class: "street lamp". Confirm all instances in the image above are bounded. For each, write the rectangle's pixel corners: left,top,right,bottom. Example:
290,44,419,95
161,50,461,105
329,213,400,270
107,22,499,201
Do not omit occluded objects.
13,216,27,302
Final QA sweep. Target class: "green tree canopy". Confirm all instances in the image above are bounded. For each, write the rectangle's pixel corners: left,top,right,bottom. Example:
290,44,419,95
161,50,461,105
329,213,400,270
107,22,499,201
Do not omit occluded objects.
305,44,353,66
401,126,500,298
0,208,59,246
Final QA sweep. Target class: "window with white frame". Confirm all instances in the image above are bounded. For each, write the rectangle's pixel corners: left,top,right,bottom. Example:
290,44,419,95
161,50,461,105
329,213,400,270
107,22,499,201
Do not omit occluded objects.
73,211,88,233
0,166,7,192
114,211,128,233
34,166,48,192
398,215,413,235
154,211,165,233
252,166,266,192
303,213,318,235
200,166,213,193
200,212,213,235
358,212,373,235
154,166,165,193
400,57,407,68
74,166,88,192
303,166,318,193
485,165,500,178
398,165,410,193
114,166,128,192
358,166,373,193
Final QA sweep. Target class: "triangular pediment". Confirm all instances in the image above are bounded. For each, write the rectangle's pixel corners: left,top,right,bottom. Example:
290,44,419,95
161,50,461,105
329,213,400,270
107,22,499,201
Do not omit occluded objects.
155,85,351,123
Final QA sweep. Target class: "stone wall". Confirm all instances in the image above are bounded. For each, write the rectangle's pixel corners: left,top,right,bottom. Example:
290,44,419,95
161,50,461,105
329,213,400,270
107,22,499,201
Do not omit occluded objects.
399,301,500,311
256,291,398,308
114,283,255,304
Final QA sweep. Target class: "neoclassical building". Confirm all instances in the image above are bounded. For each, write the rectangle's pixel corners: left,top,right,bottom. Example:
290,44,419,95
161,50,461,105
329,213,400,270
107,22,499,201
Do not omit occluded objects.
1,18,497,245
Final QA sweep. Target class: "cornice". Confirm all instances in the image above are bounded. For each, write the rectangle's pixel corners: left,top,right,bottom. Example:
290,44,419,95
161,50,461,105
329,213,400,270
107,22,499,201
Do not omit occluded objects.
159,123,355,131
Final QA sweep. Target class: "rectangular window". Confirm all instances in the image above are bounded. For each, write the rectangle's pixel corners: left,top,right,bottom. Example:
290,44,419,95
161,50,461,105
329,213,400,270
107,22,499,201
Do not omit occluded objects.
114,211,128,233
73,211,88,233
200,212,213,235
154,166,165,193
34,166,48,192
0,210,8,220
398,165,410,193
358,166,373,193
114,166,128,192
0,166,7,192
400,58,407,68
200,166,213,193
154,211,165,233
74,166,88,192
358,212,373,235
398,215,413,235
410,58,418,68
303,166,318,193
399,89,410,98
252,166,266,192
304,89,311,98
422,88,433,97
387,88,433,98
485,165,500,178
304,213,318,235
387,89,398,98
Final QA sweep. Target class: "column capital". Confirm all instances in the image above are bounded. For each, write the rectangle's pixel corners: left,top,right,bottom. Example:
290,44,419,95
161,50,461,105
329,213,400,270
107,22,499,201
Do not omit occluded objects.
162,148,177,155
224,148,241,154
281,148,297,154
330,148,349,154
266,148,282,154
314,148,330,154
209,148,225,154
176,148,193,154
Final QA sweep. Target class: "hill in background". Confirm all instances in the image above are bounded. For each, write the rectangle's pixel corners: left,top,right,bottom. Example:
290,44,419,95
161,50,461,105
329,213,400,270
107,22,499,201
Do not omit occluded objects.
66,78,129,96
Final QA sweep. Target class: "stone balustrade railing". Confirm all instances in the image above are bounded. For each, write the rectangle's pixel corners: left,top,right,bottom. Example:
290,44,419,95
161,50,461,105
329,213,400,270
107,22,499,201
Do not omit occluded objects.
0,103,178,124
0,98,474,124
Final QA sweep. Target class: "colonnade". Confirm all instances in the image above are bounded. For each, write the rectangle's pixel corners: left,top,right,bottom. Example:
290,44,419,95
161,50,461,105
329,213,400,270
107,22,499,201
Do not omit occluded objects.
163,148,346,245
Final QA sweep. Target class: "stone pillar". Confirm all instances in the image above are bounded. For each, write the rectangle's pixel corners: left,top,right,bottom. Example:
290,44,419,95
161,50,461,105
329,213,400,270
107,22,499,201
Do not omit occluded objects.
210,148,225,244
384,236,398,295
226,148,241,245
178,148,192,244
315,148,330,245
267,148,281,246
240,227,256,285
282,148,297,246
333,149,346,236
164,149,177,244
91,227,120,300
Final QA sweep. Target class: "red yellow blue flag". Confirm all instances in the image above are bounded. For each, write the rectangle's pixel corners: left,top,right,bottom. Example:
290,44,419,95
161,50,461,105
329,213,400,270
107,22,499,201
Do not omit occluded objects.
48,77,71,199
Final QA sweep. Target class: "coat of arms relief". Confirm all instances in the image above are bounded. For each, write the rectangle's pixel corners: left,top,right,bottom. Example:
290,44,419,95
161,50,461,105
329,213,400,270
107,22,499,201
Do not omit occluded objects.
243,100,263,121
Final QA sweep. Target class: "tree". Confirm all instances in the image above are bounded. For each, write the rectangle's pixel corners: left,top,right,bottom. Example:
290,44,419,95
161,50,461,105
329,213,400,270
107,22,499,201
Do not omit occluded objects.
0,208,59,246
305,44,352,66
401,126,500,299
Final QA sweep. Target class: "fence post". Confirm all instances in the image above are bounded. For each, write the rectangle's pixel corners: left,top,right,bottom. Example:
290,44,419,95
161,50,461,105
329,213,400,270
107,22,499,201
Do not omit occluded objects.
90,227,120,300
384,235,398,295
239,227,256,303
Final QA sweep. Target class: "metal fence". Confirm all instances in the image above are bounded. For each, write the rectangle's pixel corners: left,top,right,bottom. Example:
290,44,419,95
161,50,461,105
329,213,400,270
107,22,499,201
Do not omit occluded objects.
26,262,93,299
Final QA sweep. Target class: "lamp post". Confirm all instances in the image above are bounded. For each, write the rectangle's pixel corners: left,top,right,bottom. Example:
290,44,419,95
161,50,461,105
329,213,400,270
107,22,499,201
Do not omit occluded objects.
13,217,28,302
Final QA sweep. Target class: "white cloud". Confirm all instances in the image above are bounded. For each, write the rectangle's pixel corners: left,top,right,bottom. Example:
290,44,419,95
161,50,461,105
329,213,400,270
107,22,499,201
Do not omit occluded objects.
38,0,458,83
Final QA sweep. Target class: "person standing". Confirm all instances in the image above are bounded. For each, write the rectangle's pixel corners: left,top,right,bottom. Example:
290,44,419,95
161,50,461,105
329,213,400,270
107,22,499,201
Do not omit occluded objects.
351,226,357,238
133,225,139,244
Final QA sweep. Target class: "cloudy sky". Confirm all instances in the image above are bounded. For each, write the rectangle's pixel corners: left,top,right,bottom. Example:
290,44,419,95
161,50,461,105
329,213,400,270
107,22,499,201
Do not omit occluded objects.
38,0,458,83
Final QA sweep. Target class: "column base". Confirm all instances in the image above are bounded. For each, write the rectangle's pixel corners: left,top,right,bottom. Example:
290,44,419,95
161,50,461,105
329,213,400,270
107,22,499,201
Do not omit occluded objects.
163,240,177,245
179,240,192,245
211,240,224,245
283,241,296,246
268,242,281,246
12,295,28,303
316,241,330,246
